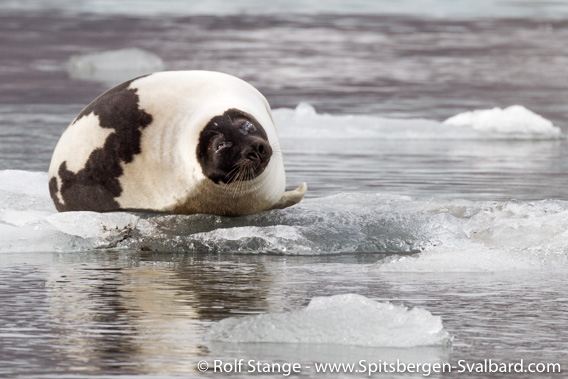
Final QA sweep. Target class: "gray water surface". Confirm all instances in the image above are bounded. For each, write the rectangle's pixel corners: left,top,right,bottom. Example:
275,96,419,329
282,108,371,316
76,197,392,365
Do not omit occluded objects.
1,252,567,378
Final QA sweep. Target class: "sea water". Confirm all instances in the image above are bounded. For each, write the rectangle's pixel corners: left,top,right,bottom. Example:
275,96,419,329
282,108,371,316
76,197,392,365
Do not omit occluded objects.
1,1,567,378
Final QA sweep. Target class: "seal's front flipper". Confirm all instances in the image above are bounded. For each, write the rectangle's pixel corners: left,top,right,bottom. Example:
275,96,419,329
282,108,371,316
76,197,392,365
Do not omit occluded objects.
270,182,307,210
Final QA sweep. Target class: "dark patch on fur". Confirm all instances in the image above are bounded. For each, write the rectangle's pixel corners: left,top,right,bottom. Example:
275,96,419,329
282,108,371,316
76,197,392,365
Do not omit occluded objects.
197,108,272,184
50,76,153,212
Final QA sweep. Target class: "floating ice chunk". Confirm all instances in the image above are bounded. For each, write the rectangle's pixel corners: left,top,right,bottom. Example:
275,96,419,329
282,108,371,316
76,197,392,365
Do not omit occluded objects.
68,48,164,83
207,294,451,347
274,103,562,141
274,103,447,140
443,105,561,137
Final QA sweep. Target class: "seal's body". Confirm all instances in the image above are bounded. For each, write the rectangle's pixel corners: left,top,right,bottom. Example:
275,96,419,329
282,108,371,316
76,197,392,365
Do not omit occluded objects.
48,70,306,216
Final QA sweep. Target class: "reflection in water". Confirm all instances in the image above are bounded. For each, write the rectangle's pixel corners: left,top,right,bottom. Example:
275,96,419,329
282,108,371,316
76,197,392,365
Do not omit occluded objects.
0,267,62,377
47,267,139,373
41,252,275,375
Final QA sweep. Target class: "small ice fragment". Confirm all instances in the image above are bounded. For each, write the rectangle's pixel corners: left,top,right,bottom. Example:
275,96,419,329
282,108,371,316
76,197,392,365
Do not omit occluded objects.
294,102,317,117
443,105,561,136
207,293,451,347
68,47,164,83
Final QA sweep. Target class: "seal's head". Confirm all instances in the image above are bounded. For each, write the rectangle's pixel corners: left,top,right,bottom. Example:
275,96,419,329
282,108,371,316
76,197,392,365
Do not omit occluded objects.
197,108,273,185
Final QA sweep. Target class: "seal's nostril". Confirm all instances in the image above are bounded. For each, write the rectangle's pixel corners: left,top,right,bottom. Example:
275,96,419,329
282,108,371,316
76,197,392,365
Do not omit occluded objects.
247,151,259,161
247,140,271,164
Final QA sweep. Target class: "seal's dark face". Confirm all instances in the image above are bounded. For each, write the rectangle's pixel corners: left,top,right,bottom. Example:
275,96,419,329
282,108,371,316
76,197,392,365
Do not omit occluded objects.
197,108,273,184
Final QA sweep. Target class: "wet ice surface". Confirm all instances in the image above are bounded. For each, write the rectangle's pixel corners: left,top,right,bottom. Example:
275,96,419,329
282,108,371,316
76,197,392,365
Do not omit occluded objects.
2,2,568,378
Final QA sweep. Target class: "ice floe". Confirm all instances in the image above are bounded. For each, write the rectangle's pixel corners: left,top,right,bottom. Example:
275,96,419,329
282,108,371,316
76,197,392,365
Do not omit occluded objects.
443,105,561,137
68,47,164,83
274,103,562,140
207,294,452,347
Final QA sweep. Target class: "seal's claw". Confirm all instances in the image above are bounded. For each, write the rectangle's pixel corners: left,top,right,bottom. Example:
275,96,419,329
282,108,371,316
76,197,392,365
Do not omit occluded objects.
269,182,307,210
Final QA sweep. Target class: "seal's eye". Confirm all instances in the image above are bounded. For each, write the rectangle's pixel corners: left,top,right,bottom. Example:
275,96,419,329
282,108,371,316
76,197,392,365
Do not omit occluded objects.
215,141,233,152
240,121,256,135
